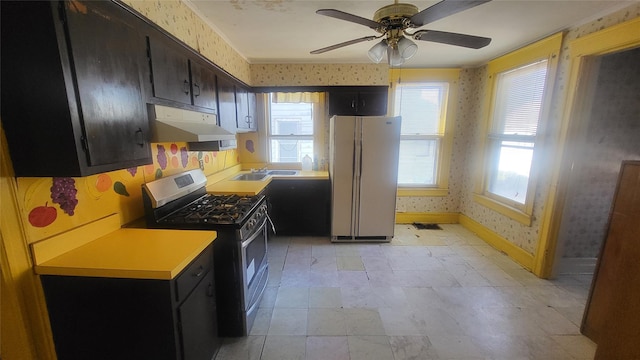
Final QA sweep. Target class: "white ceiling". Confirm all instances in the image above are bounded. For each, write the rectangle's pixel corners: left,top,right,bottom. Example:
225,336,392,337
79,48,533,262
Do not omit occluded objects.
185,0,636,68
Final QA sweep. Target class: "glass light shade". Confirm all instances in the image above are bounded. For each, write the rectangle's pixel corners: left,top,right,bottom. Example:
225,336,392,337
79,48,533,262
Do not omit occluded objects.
388,46,404,66
367,39,388,63
397,37,418,60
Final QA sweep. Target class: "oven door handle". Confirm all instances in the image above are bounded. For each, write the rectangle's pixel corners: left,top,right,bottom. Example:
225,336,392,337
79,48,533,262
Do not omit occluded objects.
266,213,276,235
241,217,268,249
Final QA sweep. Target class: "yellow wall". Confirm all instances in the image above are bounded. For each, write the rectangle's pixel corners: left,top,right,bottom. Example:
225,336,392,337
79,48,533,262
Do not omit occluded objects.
17,144,238,244
1,138,238,359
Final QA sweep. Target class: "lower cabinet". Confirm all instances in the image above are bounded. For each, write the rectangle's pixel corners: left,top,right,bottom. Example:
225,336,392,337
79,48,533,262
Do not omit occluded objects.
267,179,331,236
40,245,218,360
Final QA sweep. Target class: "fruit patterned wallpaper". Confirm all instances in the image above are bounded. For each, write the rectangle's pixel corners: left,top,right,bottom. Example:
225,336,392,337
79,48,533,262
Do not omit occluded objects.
17,144,238,244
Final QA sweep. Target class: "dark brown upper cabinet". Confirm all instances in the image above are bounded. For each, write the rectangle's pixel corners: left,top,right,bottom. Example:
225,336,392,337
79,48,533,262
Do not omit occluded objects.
147,34,192,105
235,85,257,132
147,34,218,114
216,75,238,134
1,0,152,177
190,59,218,111
328,87,389,116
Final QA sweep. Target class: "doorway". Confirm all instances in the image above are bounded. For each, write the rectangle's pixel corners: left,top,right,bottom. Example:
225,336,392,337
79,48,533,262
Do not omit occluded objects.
554,46,640,275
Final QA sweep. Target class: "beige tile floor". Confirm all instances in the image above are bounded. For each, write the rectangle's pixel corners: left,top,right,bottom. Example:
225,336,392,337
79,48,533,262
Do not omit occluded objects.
214,224,596,360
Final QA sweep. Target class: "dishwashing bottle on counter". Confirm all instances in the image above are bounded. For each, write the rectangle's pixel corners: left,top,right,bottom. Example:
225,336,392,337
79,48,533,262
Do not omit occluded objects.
302,155,313,171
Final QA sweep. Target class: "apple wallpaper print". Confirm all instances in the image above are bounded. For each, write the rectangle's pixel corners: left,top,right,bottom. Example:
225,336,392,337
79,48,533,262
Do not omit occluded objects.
28,202,57,228
18,143,238,243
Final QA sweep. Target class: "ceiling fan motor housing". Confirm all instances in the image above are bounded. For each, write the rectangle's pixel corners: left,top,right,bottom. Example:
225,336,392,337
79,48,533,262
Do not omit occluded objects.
374,3,419,27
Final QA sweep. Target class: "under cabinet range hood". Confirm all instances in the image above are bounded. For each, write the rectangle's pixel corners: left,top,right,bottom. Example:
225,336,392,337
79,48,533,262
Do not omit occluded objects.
148,104,237,151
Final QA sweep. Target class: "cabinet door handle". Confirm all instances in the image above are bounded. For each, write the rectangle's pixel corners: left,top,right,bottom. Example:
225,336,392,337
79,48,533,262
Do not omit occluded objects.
246,115,251,125
183,80,190,95
135,128,144,147
193,265,204,277
193,83,201,97
207,282,214,297
351,99,356,109
361,98,366,109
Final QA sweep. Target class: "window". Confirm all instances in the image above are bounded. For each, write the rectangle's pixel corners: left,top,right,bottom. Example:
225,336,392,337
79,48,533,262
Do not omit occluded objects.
389,68,459,195
267,93,321,163
474,33,562,224
394,82,448,186
486,60,547,204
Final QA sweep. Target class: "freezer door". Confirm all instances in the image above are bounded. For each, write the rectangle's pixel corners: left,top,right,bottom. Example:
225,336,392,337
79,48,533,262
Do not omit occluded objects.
330,116,356,237
357,116,401,237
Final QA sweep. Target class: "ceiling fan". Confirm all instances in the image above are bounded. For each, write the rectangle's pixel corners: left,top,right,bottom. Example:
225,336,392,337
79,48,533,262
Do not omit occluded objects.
310,0,492,66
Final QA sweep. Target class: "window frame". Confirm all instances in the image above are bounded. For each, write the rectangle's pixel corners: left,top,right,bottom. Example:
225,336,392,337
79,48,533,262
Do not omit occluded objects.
473,33,563,225
389,68,460,196
266,92,325,165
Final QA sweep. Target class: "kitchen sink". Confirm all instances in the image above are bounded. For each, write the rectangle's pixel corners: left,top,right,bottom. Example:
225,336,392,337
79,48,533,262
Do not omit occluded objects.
232,173,268,181
267,170,298,176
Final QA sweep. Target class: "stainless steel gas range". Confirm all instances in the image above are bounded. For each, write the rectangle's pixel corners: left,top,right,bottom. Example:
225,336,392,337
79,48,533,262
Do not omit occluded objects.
142,169,269,337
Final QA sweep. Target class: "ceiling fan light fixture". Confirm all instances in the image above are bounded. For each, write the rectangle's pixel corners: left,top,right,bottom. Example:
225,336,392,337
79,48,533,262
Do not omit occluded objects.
397,36,418,60
368,39,388,63
388,46,405,66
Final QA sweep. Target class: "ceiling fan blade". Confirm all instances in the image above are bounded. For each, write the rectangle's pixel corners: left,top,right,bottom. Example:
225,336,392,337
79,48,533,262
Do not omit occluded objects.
410,0,491,27
412,30,491,49
316,9,381,30
310,36,379,54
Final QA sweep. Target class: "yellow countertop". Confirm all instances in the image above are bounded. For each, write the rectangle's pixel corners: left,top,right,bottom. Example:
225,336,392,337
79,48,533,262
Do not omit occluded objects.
34,227,216,280
207,170,329,195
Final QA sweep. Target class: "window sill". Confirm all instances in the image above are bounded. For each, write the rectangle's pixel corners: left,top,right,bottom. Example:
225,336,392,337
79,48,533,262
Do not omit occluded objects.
472,193,532,226
398,188,449,197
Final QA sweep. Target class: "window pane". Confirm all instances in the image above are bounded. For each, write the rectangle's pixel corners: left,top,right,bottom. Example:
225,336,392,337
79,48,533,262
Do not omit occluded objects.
397,139,439,186
487,141,533,204
270,139,313,163
394,82,447,187
492,60,548,136
270,102,313,135
394,83,446,135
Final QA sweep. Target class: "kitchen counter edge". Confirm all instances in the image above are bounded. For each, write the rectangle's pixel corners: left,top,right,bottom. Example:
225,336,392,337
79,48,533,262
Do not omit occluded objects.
206,170,329,196
34,227,216,280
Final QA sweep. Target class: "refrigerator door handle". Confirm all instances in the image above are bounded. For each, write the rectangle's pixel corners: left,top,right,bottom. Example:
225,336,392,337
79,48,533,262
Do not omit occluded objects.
352,139,356,175
359,138,363,176
351,137,358,237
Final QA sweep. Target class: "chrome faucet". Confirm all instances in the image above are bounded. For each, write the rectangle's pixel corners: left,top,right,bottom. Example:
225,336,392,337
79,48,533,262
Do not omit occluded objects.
251,166,268,173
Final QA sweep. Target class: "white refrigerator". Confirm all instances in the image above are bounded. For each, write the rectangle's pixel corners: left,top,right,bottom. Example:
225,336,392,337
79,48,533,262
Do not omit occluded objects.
329,115,401,242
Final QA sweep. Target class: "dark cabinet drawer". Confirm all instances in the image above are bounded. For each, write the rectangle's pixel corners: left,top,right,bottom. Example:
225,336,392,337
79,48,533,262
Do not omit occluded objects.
175,245,213,302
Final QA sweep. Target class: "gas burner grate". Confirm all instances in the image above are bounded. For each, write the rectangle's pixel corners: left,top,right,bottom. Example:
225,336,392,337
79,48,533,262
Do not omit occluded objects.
160,193,263,226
